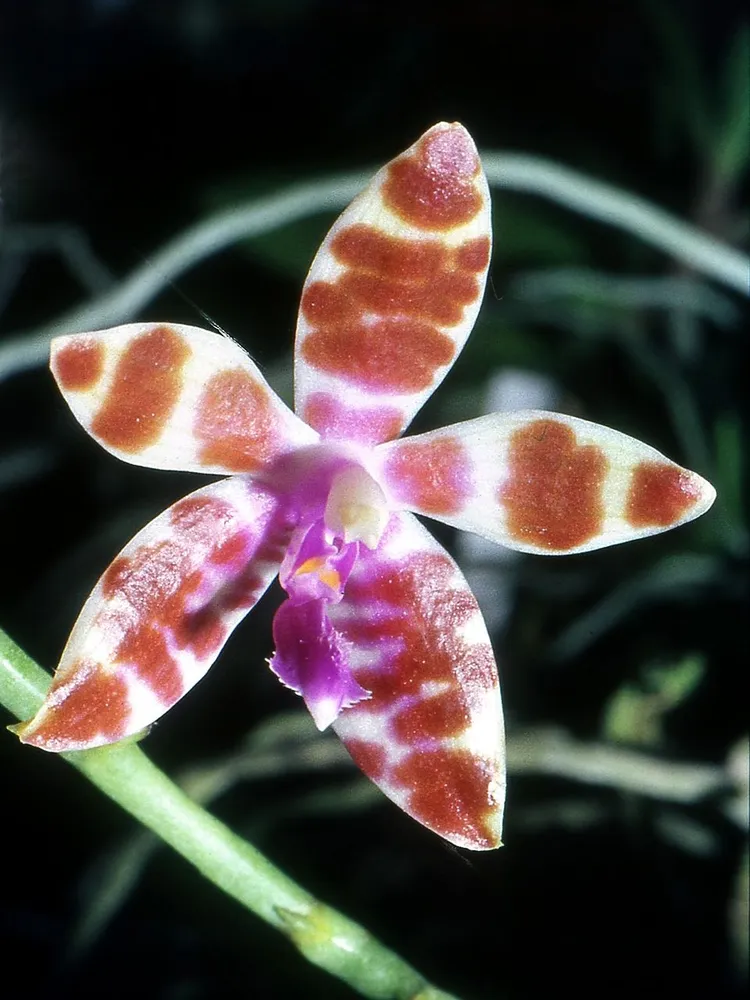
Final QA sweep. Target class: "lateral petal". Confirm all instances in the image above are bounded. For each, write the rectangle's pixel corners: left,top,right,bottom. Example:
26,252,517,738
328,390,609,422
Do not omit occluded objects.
329,511,505,850
376,411,717,554
51,323,317,474
14,478,290,751
294,122,491,447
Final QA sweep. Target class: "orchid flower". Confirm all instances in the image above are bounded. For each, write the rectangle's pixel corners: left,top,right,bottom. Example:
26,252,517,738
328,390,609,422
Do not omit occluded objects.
13,123,716,850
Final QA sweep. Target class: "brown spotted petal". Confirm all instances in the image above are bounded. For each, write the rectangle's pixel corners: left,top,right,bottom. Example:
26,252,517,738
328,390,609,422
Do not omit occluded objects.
14,478,290,751
330,512,505,850
51,324,317,475
375,411,716,554
294,122,492,447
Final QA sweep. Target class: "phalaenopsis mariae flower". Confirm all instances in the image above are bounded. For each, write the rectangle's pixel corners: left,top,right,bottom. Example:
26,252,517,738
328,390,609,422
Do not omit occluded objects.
13,123,716,849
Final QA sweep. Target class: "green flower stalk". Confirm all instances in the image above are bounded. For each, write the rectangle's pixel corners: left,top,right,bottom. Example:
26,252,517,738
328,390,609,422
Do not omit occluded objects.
1,625,459,1000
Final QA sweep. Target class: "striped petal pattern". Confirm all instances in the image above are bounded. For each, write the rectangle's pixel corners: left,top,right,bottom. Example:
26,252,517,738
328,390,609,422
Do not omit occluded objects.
52,323,317,474
294,122,491,447
14,478,290,751
376,411,716,554
331,512,505,850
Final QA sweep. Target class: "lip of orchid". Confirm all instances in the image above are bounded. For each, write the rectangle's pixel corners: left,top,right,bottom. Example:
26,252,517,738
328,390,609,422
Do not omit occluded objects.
269,597,370,731
269,460,392,731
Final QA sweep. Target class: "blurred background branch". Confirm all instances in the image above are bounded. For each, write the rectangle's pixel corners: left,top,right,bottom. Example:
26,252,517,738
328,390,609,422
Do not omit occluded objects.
0,153,746,384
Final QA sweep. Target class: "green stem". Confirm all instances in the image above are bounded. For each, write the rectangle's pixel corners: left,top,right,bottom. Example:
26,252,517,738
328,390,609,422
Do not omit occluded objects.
0,627,459,1000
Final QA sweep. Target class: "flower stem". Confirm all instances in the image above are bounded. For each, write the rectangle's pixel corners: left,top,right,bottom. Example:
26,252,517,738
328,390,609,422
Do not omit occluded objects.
0,626,460,1000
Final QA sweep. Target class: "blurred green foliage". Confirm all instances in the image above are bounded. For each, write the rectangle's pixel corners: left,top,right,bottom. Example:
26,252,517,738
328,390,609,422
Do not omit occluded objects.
603,655,705,746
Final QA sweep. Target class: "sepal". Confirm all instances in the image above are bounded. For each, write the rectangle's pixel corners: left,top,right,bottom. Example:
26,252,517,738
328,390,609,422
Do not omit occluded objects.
52,323,317,475
294,123,492,446
377,411,716,554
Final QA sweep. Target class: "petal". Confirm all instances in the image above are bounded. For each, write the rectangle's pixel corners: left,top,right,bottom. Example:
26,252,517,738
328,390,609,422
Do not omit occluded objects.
376,411,717,554
328,511,505,850
294,122,491,447
14,478,290,751
51,323,317,474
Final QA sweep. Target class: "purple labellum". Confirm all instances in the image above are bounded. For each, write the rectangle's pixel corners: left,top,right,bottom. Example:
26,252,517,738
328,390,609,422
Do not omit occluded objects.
269,597,370,730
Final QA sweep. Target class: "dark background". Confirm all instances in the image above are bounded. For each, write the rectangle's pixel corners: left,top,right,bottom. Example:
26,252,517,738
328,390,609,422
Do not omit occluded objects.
0,2,747,999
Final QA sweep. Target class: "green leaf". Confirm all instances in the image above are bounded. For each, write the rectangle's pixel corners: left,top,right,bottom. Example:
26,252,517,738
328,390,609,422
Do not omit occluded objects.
603,655,705,746
645,0,712,154
206,174,333,277
494,203,590,265
714,25,750,185
644,655,705,706
714,413,745,530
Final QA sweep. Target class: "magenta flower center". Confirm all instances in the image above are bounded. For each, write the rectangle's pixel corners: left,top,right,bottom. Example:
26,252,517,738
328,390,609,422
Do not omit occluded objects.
269,463,389,729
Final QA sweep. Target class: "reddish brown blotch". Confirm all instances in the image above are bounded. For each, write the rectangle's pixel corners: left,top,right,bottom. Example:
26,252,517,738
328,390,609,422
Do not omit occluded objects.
382,126,483,231
626,461,703,528
301,222,488,394
53,338,105,392
500,419,608,550
336,551,499,845
194,368,279,471
19,660,130,748
92,326,191,453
